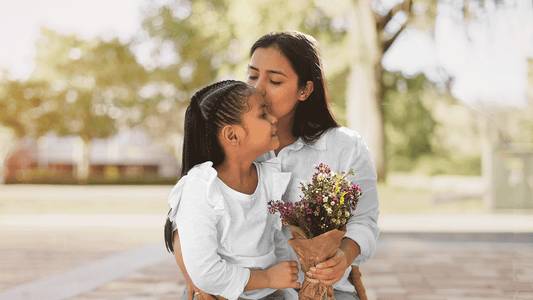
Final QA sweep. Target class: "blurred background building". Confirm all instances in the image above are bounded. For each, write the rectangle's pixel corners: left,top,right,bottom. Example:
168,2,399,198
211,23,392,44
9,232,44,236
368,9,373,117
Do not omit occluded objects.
2,128,179,184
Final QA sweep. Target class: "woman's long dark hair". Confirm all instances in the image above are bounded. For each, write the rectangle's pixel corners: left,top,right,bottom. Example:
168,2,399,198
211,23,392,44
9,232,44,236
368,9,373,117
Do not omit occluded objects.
251,31,339,144
164,80,254,253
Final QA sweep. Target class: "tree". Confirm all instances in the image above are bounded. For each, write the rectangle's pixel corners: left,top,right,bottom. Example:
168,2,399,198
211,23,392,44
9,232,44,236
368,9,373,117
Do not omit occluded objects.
0,27,150,181
141,0,513,181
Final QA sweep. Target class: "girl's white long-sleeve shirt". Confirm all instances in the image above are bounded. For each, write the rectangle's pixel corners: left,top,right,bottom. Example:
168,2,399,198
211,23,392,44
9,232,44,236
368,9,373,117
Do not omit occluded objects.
257,127,380,293
167,161,291,300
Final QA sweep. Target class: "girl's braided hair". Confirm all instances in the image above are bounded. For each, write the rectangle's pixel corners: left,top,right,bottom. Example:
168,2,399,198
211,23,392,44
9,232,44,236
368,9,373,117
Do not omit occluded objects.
165,79,254,253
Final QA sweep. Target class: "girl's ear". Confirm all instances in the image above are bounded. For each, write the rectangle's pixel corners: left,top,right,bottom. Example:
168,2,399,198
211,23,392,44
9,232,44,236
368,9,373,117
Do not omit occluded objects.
220,125,240,146
299,81,314,101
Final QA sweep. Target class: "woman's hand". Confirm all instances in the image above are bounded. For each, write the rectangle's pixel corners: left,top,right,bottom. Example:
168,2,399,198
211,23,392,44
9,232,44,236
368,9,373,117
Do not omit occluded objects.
307,238,360,285
306,248,348,285
186,280,222,300
266,261,301,289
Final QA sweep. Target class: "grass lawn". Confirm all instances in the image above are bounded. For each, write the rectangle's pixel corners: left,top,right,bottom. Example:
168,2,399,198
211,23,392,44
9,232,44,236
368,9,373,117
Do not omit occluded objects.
0,185,171,214
0,183,485,215
378,183,484,214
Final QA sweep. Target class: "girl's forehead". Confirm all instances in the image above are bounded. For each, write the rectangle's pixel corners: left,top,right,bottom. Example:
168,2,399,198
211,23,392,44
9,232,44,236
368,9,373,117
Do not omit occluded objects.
246,90,266,108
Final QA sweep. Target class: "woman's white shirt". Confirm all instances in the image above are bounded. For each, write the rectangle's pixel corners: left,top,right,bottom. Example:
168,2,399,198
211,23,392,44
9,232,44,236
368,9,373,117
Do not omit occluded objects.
168,161,291,300
257,127,380,292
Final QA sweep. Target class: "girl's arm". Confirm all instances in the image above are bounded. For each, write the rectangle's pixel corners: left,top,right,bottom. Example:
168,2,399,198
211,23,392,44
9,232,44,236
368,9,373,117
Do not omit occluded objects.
173,231,224,300
246,261,300,291
174,228,299,297
175,177,299,299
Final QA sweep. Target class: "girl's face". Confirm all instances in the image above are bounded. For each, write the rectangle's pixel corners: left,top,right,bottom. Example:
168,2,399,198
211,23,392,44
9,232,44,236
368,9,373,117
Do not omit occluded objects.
238,90,279,155
246,46,304,124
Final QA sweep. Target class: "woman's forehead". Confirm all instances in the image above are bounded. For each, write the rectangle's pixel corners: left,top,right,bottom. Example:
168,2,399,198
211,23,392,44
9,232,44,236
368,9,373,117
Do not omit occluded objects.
249,47,292,73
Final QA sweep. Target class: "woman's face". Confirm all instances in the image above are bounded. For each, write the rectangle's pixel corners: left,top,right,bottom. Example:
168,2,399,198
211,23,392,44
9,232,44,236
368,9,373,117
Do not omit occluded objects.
246,46,303,124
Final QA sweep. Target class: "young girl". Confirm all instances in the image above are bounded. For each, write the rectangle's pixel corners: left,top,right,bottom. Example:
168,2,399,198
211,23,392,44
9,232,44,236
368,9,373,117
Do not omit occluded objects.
164,80,300,300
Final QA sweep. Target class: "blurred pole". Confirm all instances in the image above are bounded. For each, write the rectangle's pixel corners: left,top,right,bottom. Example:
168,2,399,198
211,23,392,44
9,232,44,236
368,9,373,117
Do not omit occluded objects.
73,136,90,182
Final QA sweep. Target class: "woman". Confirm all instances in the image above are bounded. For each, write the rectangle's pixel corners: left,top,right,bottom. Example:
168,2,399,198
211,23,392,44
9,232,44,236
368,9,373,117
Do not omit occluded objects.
176,31,379,300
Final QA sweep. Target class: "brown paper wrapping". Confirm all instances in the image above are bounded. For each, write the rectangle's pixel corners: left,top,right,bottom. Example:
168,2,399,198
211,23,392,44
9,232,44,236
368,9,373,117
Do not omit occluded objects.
288,226,346,300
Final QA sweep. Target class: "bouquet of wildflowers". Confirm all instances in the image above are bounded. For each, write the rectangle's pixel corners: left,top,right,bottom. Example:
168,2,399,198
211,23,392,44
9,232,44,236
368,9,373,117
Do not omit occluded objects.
269,163,361,239
269,164,364,300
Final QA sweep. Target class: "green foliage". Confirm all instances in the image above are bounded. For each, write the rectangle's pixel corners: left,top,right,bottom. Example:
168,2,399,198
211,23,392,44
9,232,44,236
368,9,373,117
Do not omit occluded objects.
30,28,150,141
389,154,481,176
0,80,61,138
382,71,436,160
139,0,353,149
381,70,484,176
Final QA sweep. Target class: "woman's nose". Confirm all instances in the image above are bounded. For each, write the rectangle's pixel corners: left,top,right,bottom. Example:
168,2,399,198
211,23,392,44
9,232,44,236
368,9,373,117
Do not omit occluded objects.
253,79,264,94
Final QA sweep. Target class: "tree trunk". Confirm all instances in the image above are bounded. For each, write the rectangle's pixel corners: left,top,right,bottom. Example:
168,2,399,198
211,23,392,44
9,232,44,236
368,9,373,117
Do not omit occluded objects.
346,0,387,181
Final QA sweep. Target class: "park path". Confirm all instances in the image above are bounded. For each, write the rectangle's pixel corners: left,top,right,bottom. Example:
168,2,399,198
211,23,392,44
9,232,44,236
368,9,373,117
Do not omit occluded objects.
1,212,532,300
1,179,532,300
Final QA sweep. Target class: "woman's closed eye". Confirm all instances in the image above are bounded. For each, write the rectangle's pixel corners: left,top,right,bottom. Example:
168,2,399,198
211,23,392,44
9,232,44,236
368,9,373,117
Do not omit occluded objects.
269,79,281,85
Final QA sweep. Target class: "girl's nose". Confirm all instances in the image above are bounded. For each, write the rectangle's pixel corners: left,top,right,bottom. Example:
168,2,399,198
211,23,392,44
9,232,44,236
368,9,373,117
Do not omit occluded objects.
270,114,277,125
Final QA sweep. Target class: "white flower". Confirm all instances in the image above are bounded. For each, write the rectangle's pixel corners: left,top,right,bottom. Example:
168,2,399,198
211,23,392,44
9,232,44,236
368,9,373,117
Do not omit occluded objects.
331,201,335,206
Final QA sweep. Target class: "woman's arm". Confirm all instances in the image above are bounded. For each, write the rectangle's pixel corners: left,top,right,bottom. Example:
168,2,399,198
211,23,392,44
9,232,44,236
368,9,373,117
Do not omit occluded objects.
307,131,380,285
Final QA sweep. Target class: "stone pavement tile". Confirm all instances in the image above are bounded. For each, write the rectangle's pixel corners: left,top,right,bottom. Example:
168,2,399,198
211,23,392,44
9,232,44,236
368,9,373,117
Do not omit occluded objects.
9,232,529,300
358,235,533,300
0,248,116,292
0,226,162,292
69,258,186,300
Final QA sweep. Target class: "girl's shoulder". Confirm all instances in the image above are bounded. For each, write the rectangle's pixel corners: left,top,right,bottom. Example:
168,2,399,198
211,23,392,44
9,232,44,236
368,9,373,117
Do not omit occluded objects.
168,162,222,215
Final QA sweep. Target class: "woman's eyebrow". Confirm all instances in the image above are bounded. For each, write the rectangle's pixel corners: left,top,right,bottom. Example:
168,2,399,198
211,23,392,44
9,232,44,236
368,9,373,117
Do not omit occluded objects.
248,65,287,77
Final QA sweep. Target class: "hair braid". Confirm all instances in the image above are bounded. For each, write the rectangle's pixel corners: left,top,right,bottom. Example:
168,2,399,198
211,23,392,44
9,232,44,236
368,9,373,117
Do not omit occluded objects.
165,79,254,253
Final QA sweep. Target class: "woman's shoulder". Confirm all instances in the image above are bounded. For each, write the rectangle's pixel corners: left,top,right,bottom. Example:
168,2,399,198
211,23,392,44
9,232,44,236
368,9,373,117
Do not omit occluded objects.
255,160,292,199
322,126,366,148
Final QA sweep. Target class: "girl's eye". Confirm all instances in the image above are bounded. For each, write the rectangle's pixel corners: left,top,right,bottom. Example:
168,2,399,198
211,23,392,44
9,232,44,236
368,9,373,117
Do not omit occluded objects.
269,80,281,85
247,75,258,81
261,113,267,118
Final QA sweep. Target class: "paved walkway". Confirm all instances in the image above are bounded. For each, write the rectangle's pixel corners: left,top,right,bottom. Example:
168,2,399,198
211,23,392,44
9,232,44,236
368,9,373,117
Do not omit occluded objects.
1,213,532,300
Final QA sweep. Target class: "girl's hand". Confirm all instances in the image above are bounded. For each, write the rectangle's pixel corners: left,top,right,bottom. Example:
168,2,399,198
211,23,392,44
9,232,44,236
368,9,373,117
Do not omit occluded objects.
306,248,348,285
266,261,301,289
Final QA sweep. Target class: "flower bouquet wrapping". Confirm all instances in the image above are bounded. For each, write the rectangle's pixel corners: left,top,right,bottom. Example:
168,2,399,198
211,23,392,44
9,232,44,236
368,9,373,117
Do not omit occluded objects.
269,164,364,300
